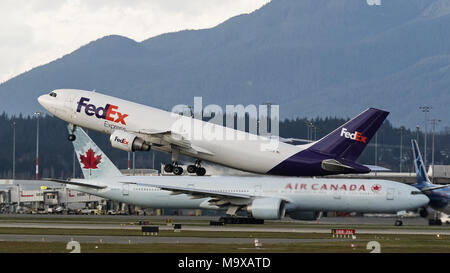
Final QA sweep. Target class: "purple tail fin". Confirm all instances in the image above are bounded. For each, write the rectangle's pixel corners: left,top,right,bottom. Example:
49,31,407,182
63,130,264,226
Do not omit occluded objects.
308,108,389,162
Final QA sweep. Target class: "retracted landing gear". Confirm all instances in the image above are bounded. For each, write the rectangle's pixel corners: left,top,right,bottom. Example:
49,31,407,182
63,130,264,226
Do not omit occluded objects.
187,160,206,176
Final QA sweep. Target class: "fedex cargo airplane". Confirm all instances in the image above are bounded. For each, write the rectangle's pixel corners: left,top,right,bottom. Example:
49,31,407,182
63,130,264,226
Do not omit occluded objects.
45,125,429,223
38,89,388,177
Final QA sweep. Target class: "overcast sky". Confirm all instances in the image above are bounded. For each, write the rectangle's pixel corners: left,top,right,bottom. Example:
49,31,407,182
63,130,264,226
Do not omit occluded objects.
0,0,270,83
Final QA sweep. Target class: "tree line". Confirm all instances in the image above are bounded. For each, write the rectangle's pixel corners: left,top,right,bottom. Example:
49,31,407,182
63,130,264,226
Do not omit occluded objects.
0,112,449,179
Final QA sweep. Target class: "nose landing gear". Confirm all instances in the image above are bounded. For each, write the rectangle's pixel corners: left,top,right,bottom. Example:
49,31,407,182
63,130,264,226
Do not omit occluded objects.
68,124,77,141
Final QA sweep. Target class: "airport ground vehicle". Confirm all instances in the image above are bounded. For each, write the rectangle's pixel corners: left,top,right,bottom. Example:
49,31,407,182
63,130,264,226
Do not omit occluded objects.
441,213,450,224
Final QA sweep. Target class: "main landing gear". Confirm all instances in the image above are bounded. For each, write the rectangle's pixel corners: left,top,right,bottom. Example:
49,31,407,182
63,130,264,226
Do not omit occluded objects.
187,160,206,176
164,149,184,175
164,162,184,175
164,159,206,176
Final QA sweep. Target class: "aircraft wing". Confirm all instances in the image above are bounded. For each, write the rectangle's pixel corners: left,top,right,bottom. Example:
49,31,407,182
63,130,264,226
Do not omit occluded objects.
42,178,107,189
138,183,251,200
129,129,214,156
132,182,259,209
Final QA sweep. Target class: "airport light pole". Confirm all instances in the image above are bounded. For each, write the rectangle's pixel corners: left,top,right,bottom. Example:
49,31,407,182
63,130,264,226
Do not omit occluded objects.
73,150,76,178
12,121,16,180
152,151,155,170
416,125,420,144
133,152,136,175
262,102,272,134
33,111,41,180
399,126,404,172
314,126,318,141
375,133,378,166
305,121,313,141
305,121,310,141
419,106,431,168
430,118,441,183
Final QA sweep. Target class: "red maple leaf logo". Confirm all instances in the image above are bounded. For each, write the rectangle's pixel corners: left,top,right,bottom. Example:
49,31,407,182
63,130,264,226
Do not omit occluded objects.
371,184,382,192
80,148,102,169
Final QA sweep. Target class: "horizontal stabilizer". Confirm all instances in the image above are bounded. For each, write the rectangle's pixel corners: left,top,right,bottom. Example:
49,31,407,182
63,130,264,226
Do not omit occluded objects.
321,159,355,172
363,165,391,172
42,178,107,189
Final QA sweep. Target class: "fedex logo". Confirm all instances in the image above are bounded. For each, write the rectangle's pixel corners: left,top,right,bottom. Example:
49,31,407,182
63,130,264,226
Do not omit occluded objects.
77,97,128,125
114,136,129,145
340,128,366,143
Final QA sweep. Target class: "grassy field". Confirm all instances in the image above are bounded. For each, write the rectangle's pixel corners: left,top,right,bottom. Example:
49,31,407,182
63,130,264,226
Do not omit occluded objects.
0,226,448,253
0,215,449,253
0,235,449,253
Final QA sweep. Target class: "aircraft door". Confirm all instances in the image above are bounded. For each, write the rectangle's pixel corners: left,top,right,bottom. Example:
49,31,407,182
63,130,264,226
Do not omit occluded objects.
254,185,262,196
386,188,394,200
122,184,130,196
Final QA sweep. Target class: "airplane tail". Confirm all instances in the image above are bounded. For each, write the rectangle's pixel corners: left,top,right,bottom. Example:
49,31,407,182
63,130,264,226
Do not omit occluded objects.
411,139,432,187
68,125,123,179
308,108,389,162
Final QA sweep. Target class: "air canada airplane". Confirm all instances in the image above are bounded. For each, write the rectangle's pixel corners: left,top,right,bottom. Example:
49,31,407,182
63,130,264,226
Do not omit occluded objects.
38,89,388,176
45,125,428,222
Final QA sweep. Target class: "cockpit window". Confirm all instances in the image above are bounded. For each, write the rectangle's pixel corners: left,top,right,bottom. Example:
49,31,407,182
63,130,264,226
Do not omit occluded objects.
49,92,57,97
411,191,422,195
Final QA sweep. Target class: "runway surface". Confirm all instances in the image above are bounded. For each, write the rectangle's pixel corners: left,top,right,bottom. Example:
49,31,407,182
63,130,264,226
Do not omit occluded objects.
0,215,449,245
0,222,448,235
0,234,358,245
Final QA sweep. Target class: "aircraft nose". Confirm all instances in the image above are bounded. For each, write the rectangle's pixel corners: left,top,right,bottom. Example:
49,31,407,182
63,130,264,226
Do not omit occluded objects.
416,194,430,207
38,94,56,113
37,95,45,106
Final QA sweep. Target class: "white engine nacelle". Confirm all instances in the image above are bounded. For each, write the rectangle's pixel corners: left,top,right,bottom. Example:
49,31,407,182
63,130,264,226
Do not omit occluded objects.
110,130,150,152
247,198,286,220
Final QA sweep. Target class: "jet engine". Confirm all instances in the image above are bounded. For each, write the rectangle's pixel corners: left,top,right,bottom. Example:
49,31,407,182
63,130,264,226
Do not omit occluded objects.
110,130,150,152
287,211,321,221
247,198,285,220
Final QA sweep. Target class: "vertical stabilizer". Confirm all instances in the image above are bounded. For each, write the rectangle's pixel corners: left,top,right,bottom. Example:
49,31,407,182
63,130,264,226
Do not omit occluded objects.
411,139,431,186
68,125,123,179
309,108,389,161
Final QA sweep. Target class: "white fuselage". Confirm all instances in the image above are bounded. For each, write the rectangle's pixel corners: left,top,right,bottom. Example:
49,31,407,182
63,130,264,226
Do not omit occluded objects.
38,89,309,174
68,176,429,213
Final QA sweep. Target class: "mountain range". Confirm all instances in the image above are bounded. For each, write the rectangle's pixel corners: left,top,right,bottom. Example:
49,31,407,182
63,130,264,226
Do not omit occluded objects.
1,0,450,129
